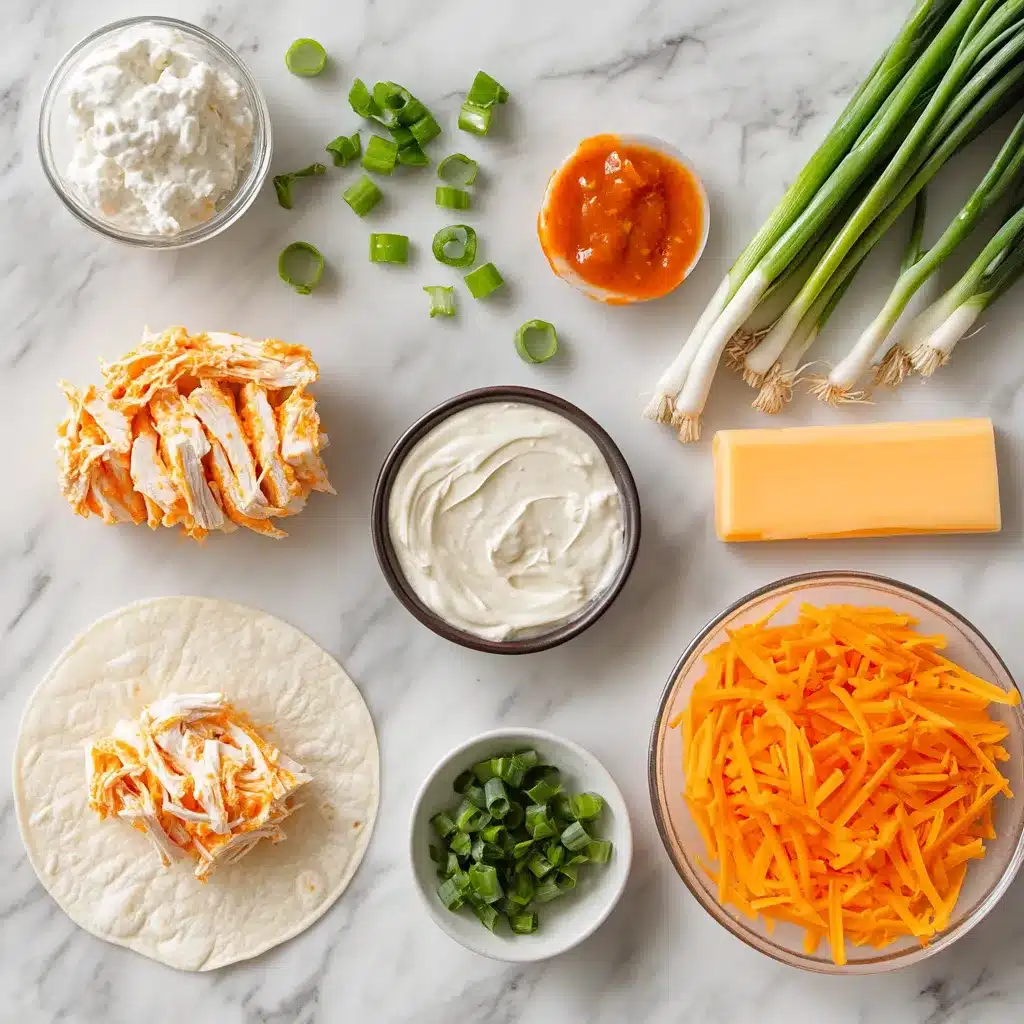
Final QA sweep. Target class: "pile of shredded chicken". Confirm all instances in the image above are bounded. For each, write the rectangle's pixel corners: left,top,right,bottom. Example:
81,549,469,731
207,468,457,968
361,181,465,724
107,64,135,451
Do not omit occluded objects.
87,692,312,880
57,327,334,539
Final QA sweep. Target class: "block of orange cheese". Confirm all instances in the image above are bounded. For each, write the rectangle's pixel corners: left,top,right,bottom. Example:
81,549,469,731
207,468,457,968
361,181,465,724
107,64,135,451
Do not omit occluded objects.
714,418,1000,542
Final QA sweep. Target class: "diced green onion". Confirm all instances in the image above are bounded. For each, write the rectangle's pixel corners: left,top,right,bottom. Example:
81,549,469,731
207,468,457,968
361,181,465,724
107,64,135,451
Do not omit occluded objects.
471,837,503,863
472,902,500,931
410,113,442,147
527,852,554,878
532,879,563,904
458,101,492,135
272,163,326,209
560,821,592,852
342,174,382,217
438,153,480,186
514,320,558,363
465,784,487,810
349,78,382,119
431,811,457,838
492,756,528,788
450,831,472,857
512,838,535,860
326,132,362,167
397,141,429,167
454,798,489,832
437,876,465,911
436,186,471,210
464,262,504,298
524,769,561,804
278,242,324,295
509,911,538,935
569,793,604,822
504,801,525,830
423,285,456,318
525,804,557,840
545,841,564,869
468,863,503,904
472,759,497,783
467,71,509,107
445,851,461,877
369,233,410,264
285,38,328,77
480,823,506,845
509,872,535,906
428,843,443,864
453,770,476,794
373,82,429,127
484,777,510,818
557,864,580,890
362,135,399,175
586,839,613,864
432,224,478,268
515,750,539,768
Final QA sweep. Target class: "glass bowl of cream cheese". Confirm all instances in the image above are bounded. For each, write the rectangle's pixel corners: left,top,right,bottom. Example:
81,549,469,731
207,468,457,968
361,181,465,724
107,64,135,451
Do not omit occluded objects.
38,16,272,248
372,386,642,654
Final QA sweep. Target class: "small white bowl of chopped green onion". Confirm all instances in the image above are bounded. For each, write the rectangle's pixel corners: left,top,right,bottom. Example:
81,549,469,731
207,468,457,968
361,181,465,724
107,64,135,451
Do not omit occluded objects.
409,728,632,961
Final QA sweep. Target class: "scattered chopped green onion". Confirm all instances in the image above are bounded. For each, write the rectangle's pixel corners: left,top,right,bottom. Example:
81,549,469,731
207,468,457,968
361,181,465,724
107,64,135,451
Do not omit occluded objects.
450,831,472,857
527,852,554,878
569,793,604,822
373,82,429,127
524,768,561,804
278,242,324,295
453,770,476,794
525,803,557,840
432,224,478,268
532,878,563,904
472,760,497,784
509,873,534,906
514,319,558,363
285,38,328,77
458,101,492,136
431,811,457,838
464,262,504,298
557,864,580,890
410,113,442,147
397,141,429,167
586,839,613,864
516,750,539,769
467,71,509,107
272,163,326,209
342,174,383,217
326,131,362,167
436,185,471,210
423,285,456,318
472,902,500,931
509,911,538,934
465,785,487,810
561,821,591,852
362,135,399,175
468,863,503,904
454,798,489,832
349,78,382,119
484,777,510,818
369,233,410,264
437,876,465,911
503,802,524,830
438,153,479,186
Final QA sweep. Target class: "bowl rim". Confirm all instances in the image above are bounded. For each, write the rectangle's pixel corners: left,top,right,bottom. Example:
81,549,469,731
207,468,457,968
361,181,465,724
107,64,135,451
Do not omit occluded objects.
370,385,642,655
408,725,634,962
37,15,273,249
538,132,710,304
647,569,1024,975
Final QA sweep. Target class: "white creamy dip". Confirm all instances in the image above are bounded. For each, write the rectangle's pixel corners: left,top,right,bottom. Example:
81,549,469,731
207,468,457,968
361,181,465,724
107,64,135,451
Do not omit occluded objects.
66,29,254,235
388,401,626,641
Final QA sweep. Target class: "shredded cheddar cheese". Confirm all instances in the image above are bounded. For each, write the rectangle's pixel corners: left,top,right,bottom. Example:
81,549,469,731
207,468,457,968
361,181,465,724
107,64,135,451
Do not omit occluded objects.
672,603,1019,965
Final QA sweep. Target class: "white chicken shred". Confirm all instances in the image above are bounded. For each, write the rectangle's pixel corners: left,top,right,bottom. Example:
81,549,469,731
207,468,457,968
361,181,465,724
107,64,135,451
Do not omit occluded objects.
87,692,312,881
55,327,333,539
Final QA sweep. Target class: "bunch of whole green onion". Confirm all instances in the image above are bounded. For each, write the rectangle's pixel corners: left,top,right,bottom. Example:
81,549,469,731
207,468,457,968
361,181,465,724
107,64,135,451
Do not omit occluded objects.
646,0,1024,440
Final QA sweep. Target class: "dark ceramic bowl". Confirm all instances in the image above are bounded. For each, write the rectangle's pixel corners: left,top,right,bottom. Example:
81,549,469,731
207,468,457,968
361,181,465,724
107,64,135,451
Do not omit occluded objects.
371,386,641,654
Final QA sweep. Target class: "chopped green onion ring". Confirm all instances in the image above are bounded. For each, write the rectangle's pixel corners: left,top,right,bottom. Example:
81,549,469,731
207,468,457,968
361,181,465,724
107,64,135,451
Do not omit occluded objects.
560,821,592,852
465,262,504,299
467,71,509,107
432,224,478,268
278,242,325,295
397,141,429,167
570,792,604,821
458,101,492,136
438,153,479,186
424,285,456,318
343,174,383,217
436,186,471,210
410,114,442,147
514,320,558,363
326,131,362,167
586,839,613,864
285,38,328,77
484,777,510,818
363,135,399,175
373,82,428,127
272,163,326,210
349,78,382,119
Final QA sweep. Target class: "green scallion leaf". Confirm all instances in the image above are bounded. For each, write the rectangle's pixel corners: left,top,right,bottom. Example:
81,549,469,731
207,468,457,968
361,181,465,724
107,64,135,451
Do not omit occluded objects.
527,852,554,878
450,831,472,857
515,320,558,363
397,141,430,167
342,174,382,217
349,78,382,119
410,113,442,147
465,785,487,810
285,38,328,77
511,838,535,860
438,153,479,187
509,911,538,935
362,135,399,175
472,902,500,931
557,863,580,890
432,224,477,268
326,131,362,167
464,262,504,299
437,876,465,911
272,163,327,210
468,863,503,904
532,878,563,904
515,750,539,768
436,185,471,210
423,285,456,318
525,803,557,841
454,798,489,833
586,839,613,864
509,872,535,907
431,811,457,838
453,770,476,795
458,101,493,136
472,759,497,783
445,851,461,877
373,82,429,127
467,71,509,107
524,768,561,804
278,242,324,295
569,793,604,822
484,777,511,818
560,820,591,852
369,233,409,264
504,802,525,830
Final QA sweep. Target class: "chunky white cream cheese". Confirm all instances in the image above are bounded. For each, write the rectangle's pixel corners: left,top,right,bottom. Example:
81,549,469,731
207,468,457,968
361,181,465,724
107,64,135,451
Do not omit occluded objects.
66,29,254,235
388,401,626,641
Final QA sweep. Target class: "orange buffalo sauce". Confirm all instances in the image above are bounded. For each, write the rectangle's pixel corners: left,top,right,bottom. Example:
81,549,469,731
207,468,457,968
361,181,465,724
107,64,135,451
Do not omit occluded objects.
538,134,706,302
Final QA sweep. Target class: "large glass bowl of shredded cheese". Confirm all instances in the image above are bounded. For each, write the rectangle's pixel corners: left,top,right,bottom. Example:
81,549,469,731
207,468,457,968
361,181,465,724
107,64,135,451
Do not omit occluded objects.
649,571,1024,974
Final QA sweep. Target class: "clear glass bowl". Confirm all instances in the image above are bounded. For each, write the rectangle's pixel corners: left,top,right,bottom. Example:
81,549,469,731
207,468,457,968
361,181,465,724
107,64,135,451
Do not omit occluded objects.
648,571,1024,974
38,16,272,249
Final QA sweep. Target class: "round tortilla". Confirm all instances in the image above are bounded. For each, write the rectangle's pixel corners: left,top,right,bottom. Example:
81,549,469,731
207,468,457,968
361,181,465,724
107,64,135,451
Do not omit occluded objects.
12,597,379,971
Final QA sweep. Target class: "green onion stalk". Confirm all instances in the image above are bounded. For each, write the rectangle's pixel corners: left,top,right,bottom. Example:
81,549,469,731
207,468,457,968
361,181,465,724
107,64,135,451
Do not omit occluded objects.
744,12,1024,402
743,0,1024,412
904,202,1024,373
642,0,972,439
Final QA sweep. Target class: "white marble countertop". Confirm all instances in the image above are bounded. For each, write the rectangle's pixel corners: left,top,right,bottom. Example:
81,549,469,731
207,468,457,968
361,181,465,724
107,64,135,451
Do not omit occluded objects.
4,0,1024,1020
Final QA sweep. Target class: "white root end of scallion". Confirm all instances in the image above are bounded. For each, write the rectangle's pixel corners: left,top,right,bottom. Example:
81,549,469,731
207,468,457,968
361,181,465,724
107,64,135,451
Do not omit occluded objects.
908,302,983,376
672,412,702,444
807,375,871,406
725,330,759,372
642,393,675,424
742,364,768,389
752,366,795,415
908,343,948,376
873,345,913,387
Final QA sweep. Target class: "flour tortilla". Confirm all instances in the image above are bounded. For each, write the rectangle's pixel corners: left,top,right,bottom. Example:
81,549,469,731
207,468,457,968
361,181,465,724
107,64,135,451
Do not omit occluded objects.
13,597,379,971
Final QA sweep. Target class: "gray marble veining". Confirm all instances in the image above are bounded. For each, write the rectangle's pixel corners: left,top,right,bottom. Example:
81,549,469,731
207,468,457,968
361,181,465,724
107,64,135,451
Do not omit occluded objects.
4,0,1024,1021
